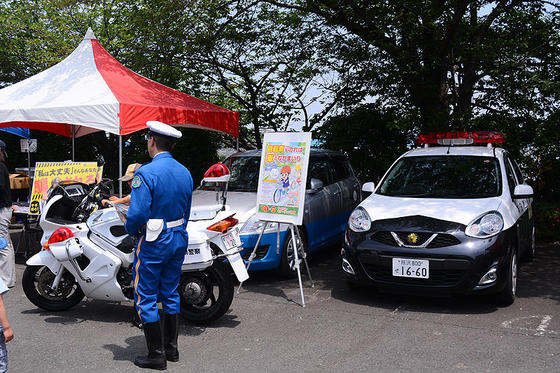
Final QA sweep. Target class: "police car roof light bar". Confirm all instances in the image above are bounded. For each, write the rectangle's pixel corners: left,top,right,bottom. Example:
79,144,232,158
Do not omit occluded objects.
416,131,506,146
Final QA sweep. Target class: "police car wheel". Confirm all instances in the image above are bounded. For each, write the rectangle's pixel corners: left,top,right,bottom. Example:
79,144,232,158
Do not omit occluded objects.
278,227,307,278
498,251,517,306
22,265,85,311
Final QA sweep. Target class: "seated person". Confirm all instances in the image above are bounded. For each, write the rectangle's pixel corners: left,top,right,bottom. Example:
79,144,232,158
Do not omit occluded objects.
102,163,141,206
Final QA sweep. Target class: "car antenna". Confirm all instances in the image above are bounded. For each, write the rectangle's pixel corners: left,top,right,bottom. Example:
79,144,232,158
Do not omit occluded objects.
446,145,451,154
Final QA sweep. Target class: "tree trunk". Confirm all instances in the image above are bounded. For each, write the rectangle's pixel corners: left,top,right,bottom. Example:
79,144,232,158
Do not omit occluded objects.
252,117,262,149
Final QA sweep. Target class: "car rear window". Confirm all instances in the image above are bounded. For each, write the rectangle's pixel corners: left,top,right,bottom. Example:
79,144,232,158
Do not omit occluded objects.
377,156,502,198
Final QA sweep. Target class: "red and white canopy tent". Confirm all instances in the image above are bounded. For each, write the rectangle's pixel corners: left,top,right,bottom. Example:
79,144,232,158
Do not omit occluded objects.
0,28,239,194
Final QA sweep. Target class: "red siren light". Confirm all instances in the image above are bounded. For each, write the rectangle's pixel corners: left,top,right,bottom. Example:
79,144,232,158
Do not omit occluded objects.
415,131,506,145
203,163,230,179
43,227,74,250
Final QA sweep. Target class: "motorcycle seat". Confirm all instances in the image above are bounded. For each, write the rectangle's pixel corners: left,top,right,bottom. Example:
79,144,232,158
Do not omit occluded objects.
117,236,136,254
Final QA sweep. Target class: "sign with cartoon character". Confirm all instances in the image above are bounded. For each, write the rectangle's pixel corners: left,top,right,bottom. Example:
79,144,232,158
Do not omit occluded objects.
256,132,311,225
29,161,103,215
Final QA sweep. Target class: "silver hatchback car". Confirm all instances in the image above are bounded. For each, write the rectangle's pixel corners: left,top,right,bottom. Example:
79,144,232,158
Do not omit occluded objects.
189,149,361,276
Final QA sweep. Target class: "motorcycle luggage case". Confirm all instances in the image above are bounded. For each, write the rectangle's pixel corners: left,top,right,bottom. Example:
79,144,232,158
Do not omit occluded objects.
182,231,212,270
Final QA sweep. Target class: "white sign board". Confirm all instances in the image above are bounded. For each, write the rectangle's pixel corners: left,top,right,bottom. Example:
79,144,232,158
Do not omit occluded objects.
256,132,312,225
20,138,37,152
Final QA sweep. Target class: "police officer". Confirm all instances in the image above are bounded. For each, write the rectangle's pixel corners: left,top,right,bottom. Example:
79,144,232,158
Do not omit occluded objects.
124,121,193,370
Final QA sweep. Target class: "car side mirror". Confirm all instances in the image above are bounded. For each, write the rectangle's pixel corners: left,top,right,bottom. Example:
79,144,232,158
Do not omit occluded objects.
513,184,533,199
362,182,375,193
308,178,324,194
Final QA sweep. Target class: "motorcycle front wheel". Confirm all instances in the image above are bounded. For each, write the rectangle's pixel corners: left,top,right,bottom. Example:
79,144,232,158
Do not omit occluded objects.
22,265,85,311
179,260,234,324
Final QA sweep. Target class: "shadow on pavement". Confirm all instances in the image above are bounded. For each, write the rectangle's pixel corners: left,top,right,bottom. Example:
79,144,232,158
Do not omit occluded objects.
516,243,560,304
101,313,241,362
238,243,342,305
21,299,243,333
103,335,145,362
181,313,241,336
21,300,138,325
237,241,560,314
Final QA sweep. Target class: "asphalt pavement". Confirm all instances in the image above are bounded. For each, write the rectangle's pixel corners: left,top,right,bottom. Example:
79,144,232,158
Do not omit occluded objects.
5,243,560,372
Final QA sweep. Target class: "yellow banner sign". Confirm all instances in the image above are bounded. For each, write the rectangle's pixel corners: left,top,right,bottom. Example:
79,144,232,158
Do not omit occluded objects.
29,162,103,215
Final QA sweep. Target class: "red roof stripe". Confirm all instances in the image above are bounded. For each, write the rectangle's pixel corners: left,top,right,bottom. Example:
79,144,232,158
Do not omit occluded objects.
90,40,239,137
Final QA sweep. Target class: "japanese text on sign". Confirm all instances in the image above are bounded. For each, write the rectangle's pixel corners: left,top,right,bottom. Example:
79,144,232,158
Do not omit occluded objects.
28,162,103,215
256,132,311,225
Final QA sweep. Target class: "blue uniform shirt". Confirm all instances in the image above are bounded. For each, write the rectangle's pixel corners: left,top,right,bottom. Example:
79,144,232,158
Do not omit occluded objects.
125,152,193,236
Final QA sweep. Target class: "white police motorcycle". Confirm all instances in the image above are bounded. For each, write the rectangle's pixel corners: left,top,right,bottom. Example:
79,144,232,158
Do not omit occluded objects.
22,170,248,324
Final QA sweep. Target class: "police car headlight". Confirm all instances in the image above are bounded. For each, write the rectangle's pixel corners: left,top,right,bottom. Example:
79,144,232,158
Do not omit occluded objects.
466,211,504,238
349,207,371,232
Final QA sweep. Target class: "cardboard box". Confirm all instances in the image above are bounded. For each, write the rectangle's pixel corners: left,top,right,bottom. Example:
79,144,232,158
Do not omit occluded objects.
9,173,30,189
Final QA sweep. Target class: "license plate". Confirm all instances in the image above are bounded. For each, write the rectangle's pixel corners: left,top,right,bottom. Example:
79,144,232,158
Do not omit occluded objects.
221,229,241,251
392,258,429,279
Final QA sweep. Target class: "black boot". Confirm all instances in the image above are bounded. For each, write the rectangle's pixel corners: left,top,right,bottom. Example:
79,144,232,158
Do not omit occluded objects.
162,313,179,362
134,321,167,370
132,310,143,329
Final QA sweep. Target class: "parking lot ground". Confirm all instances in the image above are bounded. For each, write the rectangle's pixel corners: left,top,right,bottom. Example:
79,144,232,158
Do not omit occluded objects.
6,243,560,372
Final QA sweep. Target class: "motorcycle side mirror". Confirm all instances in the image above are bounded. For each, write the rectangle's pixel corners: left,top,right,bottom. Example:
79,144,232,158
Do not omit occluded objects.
99,178,113,192
101,178,113,187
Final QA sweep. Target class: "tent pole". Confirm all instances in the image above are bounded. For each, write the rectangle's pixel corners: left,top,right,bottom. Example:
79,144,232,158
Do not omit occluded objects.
27,140,31,200
71,125,75,161
119,135,123,197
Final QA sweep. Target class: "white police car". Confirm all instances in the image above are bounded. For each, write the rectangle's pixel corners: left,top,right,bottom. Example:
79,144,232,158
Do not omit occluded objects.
342,132,534,305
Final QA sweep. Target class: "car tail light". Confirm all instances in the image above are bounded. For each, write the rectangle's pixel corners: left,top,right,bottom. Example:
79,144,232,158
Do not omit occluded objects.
43,227,74,250
415,131,506,145
207,215,238,232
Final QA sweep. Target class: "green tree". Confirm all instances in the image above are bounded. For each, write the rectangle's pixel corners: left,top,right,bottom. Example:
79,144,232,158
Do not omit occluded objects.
0,0,222,183
265,0,560,131
183,1,334,149
316,104,411,183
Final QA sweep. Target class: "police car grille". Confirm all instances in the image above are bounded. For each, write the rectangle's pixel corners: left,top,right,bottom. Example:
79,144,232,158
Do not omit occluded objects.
241,245,270,260
395,232,433,246
371,231,398,246
362,263,465,286
427,234,461,248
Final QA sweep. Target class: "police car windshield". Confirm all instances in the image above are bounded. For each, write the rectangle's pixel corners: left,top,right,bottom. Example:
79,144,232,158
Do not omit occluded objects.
377,156,502,198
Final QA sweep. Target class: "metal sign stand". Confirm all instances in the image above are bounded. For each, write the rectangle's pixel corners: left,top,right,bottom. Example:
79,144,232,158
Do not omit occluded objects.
237,220,314,307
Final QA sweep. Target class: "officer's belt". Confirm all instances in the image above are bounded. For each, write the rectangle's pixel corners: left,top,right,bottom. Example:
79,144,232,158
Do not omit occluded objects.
144,218,184,242
167,218,184,228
